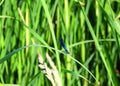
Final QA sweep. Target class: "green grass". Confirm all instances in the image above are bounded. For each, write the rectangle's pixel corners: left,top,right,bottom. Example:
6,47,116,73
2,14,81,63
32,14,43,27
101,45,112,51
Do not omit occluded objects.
0,0,120,86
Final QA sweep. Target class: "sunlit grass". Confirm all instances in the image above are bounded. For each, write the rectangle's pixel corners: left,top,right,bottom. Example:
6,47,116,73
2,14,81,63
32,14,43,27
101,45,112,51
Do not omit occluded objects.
0,0,120,86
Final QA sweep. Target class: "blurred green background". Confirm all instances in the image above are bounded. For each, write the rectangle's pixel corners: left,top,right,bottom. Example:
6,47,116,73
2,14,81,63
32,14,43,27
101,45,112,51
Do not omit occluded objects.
0,0,120,86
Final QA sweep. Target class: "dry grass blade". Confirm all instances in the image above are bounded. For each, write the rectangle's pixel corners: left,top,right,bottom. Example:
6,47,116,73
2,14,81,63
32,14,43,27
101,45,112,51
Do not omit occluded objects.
38,53,62,86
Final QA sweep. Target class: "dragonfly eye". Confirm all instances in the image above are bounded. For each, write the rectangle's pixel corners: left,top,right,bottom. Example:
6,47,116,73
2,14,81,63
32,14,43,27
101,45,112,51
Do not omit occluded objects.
59,38,69,54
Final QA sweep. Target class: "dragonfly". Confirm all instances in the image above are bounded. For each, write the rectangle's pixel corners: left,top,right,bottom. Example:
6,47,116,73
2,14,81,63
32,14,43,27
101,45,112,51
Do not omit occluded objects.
59,38,69,54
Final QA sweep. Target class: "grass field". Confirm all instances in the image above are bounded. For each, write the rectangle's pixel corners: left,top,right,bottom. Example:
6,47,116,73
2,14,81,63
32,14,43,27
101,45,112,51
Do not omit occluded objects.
0,0,120,86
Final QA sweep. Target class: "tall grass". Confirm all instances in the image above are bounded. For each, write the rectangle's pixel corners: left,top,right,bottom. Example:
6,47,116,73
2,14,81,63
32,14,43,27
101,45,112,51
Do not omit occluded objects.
0,0,120,86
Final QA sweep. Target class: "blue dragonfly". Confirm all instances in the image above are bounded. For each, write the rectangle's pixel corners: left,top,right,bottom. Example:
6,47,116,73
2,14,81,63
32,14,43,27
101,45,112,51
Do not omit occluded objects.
59,38,69,54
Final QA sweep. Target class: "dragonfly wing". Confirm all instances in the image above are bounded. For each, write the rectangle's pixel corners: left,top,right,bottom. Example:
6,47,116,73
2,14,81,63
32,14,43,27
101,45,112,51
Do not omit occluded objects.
59,38,69,54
